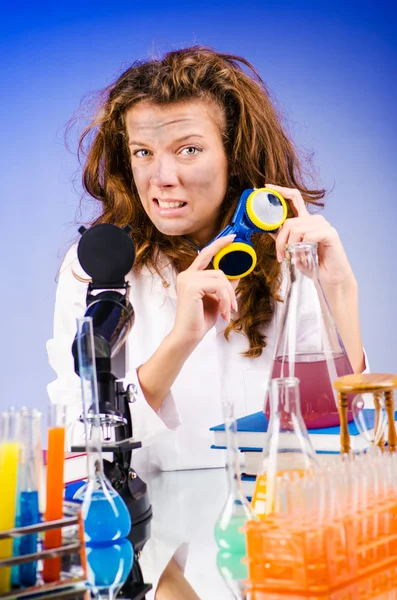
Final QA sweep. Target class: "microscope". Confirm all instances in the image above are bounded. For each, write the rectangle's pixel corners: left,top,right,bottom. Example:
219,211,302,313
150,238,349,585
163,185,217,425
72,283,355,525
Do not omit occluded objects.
70,222,152,599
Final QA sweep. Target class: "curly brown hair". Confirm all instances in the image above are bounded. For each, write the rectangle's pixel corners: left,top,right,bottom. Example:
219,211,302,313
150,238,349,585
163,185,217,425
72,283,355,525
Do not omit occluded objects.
75,45,325,357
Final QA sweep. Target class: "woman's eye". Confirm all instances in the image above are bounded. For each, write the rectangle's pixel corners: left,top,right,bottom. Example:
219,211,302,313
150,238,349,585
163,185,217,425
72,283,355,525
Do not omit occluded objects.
133,149,151,157
180,146,200,155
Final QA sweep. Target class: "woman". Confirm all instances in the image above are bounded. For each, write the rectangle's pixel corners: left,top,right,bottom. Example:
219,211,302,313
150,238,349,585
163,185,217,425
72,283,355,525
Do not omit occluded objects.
47,45,366,598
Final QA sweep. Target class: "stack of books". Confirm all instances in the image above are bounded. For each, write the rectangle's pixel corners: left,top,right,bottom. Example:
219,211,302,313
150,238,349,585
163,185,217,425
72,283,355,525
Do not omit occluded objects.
43,450,87,485
210,409,388,499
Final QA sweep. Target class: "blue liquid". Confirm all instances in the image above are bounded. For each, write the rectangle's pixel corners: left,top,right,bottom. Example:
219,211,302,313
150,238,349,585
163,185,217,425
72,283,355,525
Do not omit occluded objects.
11,482,21,586
87,539,133,589
216,549,247,581
216,550,247,600
83,490,131,544
19,491,40,586
214,513,247,552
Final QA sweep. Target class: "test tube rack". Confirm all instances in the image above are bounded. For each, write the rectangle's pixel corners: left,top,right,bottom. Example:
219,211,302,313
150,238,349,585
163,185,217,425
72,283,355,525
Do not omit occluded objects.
247,563,397,600
243,373,397,597
0,509,87,600
244,484,397,596
0,506,152,600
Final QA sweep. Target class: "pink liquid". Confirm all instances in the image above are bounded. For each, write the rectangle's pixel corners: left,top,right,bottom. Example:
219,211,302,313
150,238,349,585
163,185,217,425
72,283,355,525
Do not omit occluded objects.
267,354,354,429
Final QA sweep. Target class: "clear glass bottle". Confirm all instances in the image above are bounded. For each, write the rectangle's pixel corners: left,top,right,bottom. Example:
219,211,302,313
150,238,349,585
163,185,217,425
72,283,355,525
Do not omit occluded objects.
267,241,354,429
214,397,255,599
252,377,319,519
74,317,132,545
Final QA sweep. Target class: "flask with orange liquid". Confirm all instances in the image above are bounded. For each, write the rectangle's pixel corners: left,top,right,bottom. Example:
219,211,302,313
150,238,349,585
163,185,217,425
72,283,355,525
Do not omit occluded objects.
252,377,319,519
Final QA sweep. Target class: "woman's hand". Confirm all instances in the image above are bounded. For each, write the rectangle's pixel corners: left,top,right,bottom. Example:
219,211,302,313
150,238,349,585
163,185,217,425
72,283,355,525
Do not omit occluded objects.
170,234,239,349
138,235,239,411
266,183,365,372
266,183,356,290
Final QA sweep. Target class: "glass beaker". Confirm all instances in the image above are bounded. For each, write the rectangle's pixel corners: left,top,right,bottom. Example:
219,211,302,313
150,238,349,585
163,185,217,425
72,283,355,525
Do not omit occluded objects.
267,241,354,429
252,377,319,519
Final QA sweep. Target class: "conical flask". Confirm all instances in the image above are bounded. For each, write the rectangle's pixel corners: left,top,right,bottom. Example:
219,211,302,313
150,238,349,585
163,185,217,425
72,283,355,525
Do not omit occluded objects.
268,241,354,429
214,396,256,600
252,377,319,519
74,317,132,546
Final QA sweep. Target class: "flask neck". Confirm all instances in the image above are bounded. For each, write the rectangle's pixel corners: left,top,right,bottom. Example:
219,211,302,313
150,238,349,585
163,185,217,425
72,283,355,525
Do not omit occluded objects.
285,242,319,283
269,377,304,428
85,418,106,482
223,401,242,497
265,377,319,472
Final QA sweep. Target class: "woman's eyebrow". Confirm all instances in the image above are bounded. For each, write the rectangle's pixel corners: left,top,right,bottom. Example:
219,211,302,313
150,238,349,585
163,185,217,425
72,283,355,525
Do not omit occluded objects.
173,134,205,143
128,139,148,147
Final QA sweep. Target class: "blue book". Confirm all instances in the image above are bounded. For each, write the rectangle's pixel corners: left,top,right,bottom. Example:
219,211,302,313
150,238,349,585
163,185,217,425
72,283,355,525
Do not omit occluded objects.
210,408,396,475
210,408,387,453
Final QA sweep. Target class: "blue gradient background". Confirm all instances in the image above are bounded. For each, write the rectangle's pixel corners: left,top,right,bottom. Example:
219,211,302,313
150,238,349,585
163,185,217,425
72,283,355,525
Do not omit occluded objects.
1,0,396,413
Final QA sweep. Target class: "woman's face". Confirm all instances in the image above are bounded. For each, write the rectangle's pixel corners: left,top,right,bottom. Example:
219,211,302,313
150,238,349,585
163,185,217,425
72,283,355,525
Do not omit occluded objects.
125,99,228,246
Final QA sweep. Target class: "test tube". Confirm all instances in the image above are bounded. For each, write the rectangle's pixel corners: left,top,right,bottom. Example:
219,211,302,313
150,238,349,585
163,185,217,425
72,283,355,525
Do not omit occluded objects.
19,409,42,586
0,409,21,593
11,407,29,587
31,409,45,515
43,403,66,582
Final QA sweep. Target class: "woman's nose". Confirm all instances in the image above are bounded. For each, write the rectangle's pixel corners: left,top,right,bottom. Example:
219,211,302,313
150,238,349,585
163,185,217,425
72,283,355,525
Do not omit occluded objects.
150,156,179,187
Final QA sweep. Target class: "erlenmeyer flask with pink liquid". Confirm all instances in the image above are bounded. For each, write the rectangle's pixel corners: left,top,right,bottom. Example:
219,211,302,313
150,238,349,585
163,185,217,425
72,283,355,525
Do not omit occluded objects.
267,241,354,429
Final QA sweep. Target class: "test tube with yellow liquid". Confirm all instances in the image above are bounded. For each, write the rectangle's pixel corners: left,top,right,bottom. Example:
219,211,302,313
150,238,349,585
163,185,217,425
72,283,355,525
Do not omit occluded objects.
0,409,21,593
251,377,318,518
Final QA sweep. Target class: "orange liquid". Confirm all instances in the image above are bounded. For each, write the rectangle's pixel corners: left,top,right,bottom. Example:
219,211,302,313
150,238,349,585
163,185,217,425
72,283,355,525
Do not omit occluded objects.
251,470,307,519
43,426,65,583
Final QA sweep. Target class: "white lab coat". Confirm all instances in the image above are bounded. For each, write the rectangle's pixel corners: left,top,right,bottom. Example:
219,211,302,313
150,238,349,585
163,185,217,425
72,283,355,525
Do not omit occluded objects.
47,244,284,472
46,244,367,598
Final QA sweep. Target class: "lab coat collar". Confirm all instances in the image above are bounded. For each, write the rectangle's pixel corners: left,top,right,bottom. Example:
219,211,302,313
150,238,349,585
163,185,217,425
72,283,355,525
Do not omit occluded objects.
128,255,178,301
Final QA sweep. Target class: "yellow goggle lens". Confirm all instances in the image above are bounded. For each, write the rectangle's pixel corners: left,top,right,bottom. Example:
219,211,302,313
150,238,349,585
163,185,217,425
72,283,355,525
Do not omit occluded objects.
246,188,287,231
213,242,257,280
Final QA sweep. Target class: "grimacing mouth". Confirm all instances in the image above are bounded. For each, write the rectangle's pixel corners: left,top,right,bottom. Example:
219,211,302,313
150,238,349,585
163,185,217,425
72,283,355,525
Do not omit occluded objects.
153,198,188,208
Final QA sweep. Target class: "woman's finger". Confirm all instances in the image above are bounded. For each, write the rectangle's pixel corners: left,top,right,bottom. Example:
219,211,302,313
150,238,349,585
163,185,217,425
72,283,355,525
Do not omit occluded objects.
276,221,338,261
265,183,309,217
204,270,238,311
274,216,325,260
188,234,236,272
200,272,237,318
199,275,233,322
181,271,236,322
229,278,240,311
